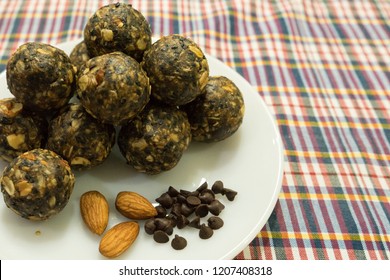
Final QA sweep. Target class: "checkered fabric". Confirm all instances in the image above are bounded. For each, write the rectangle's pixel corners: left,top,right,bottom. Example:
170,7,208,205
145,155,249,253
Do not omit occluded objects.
0,0,389,259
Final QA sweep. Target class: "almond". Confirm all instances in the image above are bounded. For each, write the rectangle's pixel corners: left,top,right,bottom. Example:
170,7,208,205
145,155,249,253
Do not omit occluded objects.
80,190,109,235
99,221,139,258
115,191,157,220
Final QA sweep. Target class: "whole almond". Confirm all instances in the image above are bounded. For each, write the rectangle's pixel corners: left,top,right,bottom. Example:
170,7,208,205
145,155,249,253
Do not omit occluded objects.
115,191,157,220
99,221,139,258
80,190,109,235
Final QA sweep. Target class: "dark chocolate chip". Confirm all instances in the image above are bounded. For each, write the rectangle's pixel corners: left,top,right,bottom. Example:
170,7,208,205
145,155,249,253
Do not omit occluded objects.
188,190,200,197
155,217,172,232
179,189,191,197
176,194,187,203
195,204,209,217
155,205,167,218
180,203,195,217
208,200,225,216
196,181,208,192
176,214,189,229
223,188,238,201
199,224,213,239
144,218,156,235
208,216,224,229
211,180,224,194
171,234,187,250
156,192,174,209
199,189,215,204
186,195,201,207
153,230,169,243
167,186,180,197
188,216,201,229
171,203,182,216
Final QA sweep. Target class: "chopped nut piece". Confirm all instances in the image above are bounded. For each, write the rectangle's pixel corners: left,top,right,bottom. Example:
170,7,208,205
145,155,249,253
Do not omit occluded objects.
6,134,25,149
16,181,33,196
101,29,114,41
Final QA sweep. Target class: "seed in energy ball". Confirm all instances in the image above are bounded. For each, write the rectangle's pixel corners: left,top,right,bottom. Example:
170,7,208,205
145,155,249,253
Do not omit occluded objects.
183,76,245,142
46,103,115,170
0,148,75,221
171,234,187,250
0,98,47,162
141,35,209,106
69,40,91,73
6,42,76,112
118,104,191,174
76,52,150,126
84,3,152,62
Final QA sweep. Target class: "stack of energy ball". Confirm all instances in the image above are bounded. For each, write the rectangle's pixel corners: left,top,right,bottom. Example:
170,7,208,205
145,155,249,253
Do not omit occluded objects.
0,3,245,221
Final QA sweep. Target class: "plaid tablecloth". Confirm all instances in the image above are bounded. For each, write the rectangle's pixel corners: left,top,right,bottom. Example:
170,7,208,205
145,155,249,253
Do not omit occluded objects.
0,0,389,260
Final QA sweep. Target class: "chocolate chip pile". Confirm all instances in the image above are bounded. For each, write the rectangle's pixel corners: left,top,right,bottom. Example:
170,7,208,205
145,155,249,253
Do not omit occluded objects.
144,180,237,250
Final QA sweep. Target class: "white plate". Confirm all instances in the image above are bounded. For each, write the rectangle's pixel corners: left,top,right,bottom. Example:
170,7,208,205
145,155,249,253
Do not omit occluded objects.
0,39,284,259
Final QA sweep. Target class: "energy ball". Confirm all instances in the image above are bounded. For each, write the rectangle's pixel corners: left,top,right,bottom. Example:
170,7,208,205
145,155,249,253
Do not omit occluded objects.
141,35,209,106
118,104,191,175
183,76,245,142
46,103,116,170
76,52,150,126
0,148,75,221
0,98,47,162
6,42,76,112
84,3,152,62
69,40,91,73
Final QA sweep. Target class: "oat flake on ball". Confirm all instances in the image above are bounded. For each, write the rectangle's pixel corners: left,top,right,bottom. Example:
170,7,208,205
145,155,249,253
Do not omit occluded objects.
6,42,76,112
46,103,116,170
118,104,191,175
0,149,75,221
76,52,150,126
84,2,152,62
141,35,209,106
183,76,245,142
